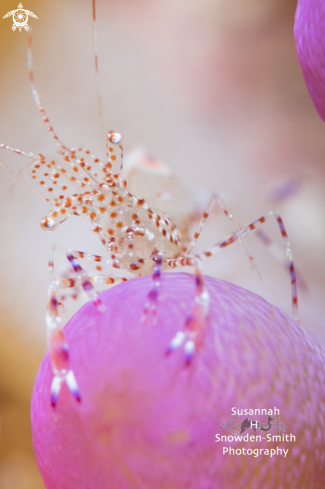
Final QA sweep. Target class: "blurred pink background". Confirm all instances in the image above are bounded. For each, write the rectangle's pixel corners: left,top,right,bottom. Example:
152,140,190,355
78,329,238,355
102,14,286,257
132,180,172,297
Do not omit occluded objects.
0,0,324,487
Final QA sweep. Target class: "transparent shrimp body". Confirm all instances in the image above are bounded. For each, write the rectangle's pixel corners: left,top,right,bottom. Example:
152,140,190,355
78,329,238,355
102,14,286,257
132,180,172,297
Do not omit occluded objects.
0,0,299,407
1,127,299,407
35,133,183,277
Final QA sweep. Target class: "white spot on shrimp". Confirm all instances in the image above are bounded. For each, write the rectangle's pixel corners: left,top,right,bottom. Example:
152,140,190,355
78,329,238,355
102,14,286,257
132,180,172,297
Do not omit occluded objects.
145,229,155,241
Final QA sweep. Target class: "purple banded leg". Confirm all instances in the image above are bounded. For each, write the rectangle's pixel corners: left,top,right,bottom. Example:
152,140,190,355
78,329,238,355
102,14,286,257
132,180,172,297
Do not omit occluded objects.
165,330,197,366
47,283,81,407
50,370,81,408
170,210,298,320
67,251,105,312
236,211,298,320
142,253,163,323
186,193,259,276
166,260,209,365
254,228,308,293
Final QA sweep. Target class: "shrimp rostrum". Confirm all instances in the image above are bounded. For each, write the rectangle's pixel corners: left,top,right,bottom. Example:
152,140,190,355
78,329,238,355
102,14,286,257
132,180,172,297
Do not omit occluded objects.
0,8,298,408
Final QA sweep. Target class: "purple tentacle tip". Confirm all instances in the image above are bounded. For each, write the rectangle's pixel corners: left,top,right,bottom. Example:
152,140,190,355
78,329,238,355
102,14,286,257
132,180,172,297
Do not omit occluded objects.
32,274,325,488
73,392,81,403
50,393,58,409
184,340,195,366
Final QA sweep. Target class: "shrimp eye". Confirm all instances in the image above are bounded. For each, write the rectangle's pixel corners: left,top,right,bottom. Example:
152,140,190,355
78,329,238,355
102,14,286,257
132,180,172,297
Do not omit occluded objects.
40,217,58,231
107,131,122,145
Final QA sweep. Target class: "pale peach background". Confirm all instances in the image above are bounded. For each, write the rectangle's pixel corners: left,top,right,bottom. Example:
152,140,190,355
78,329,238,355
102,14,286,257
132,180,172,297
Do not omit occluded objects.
0,0,324,487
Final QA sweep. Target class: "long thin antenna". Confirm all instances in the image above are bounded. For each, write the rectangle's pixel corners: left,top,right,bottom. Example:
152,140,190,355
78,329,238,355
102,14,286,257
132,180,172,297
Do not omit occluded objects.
0,158,45,201
27,30,69,154
92,0,106,157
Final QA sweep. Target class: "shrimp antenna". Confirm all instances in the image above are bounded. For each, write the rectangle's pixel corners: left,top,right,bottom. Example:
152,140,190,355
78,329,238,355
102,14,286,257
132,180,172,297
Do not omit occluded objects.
92,0,106,157
27,30,69,154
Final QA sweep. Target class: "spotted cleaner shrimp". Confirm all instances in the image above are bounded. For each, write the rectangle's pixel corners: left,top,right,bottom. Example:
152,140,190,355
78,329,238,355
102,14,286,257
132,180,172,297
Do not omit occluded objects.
0,0,298,408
